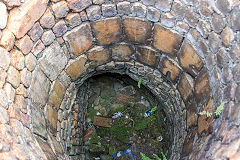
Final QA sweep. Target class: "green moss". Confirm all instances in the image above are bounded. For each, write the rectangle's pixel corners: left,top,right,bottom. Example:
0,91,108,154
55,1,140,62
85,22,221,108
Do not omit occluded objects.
97,127,111,137
109,143,116,155
89,133,101,144
88,107,98,121
110,126,132,143
134,118,148,131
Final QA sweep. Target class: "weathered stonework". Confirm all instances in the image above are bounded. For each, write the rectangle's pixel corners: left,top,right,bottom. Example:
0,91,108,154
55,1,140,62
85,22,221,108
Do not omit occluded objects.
65,56,88,80
136,46,158,67
111,43,133,61
39,41,67,81
87,46,110,66
178,40,203,77
153,23,183,57
159,57,181,82
29,67,50,106
91,17,121,45
48,80,65,110
63,23,93,56
7,0,48,39
122,17,152,44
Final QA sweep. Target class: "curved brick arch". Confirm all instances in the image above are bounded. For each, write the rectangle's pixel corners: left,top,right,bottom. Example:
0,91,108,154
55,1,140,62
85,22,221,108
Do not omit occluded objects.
0,0,239,160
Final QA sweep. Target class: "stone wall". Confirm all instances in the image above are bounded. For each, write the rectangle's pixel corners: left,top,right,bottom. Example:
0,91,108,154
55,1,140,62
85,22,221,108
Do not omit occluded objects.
0,0,239,159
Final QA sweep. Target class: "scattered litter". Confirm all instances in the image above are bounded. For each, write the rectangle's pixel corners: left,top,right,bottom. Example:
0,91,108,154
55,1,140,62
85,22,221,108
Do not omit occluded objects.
157,136,163,142
144,106,158,117
125,115,129,119
112,145,136,160
112,112,123,119
96,112,101,115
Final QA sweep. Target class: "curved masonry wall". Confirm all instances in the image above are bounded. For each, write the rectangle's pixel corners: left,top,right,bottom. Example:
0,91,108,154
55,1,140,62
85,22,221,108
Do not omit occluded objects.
0,0,239,160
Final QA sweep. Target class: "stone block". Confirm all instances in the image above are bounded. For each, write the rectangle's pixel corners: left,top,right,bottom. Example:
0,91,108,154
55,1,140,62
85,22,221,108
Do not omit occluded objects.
58,71,71,88
0,107,9,124
29,66,50,106
208,32,221,54
87,46,110,66
159,57,181,82
194,69,212,105
83,126,95,142
3,83,15,104
111,43,134,61
171,0,186,20
198,98,213,134
181,128,197,157
67,0,92,12
153,23,183,57
0,47,10,71
0,89,8,109
185,8,199,27
122,17,152,44
161,12,175,28
177,73,194,103
39,41,67,81
28,22,43,42
65,56,87,80
141,0,156,6
211,13,226,33
136,46,158,67
132,2,147,18
199,0,213,17
186,102,197,129
20,69,31,88
7,0,48,39
0,29,15,51
117,1,131,15
40,8,55,29
102,4,117,17
196,19,211,38
221,27,234,47
93,116,112,128
52,20,68,38
14,95,26,113
66,13,81,28
175,21,189,34
46,104,58,134
80,11,88,21
41,30,56,46
15,35,33,55
86,5,101,21
6,66,20,89
229,43,240,62
232,64,240,83
0,68,7,88
2,0,21,8
31,103,47,138
216,0,236,15
178,40,203,77
9,50,24,71
0,2,8,29
147,6,160,22
63,23,93,56
25,53,37,72
35,136,56,160
155,0,172,12
31,40,45,57
48,80,66,110
91,17,121,45
51,1,69,19
231,4,240,31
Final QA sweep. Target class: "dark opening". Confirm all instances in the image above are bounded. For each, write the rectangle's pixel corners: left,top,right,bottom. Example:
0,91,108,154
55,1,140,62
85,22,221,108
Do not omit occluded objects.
74,73,172,160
